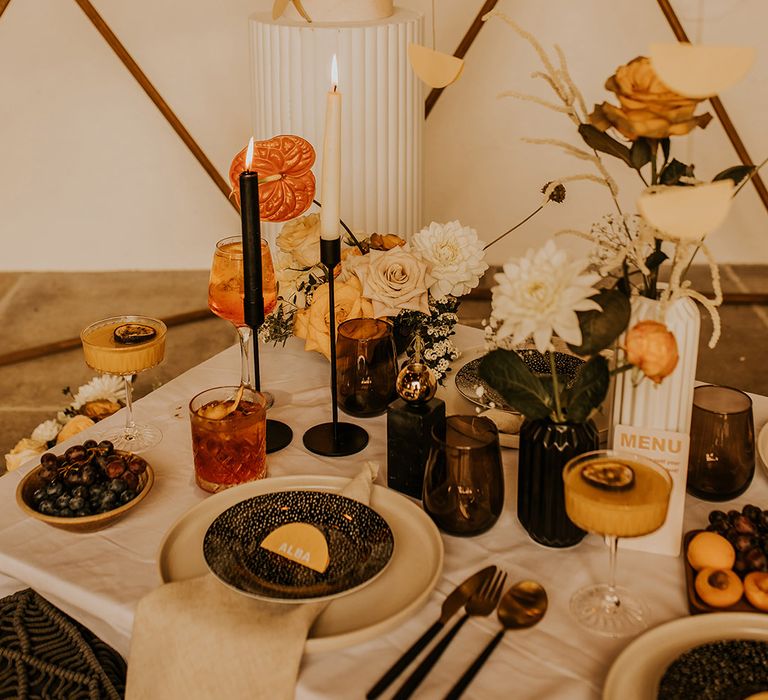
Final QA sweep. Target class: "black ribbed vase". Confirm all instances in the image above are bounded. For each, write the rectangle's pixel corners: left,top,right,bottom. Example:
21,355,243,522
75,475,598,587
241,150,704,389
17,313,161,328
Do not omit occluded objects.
517,418,599,548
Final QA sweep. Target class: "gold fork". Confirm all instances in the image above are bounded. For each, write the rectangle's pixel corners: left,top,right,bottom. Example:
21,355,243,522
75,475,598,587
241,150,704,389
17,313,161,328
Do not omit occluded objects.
392,569,508,700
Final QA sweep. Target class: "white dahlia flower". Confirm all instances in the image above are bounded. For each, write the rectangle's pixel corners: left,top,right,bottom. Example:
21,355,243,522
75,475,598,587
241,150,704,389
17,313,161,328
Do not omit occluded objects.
71,375,126,410
411,220,488,299
491,240,601,353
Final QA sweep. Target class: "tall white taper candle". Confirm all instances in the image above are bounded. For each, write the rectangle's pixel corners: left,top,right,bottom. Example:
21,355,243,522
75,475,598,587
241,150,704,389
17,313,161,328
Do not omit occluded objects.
320,55,341,241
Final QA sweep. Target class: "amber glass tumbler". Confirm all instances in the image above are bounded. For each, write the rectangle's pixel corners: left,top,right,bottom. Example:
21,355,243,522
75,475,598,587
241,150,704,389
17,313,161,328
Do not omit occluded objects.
423,415,504,536
687,385,755,501
336,318,397,417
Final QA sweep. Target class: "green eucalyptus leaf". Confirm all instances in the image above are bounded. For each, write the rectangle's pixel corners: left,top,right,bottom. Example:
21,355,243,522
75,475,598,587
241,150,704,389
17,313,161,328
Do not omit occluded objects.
659,159,691,185
630,138,653,170
560,355,610,423
566,289,631,356
578,124,633,167
478,349,551,420
713,165,755,186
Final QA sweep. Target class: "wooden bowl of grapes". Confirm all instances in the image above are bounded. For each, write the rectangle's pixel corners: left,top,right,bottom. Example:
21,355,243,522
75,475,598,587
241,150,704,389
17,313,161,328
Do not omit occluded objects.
16,439,154,532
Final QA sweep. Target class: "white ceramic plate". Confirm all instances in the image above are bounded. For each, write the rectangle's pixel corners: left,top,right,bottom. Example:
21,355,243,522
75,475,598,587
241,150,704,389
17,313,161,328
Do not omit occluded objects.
603,613,768,699
757,422,768,478
158,474,443,653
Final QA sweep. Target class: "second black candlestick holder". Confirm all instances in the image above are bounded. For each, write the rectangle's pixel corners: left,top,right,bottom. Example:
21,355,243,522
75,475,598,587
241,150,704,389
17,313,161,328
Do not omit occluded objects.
303,238,369,457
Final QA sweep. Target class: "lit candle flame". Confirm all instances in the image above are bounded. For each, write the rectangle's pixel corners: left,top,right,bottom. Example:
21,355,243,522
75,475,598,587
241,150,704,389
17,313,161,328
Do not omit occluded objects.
331,54,338,90
245,137,255,171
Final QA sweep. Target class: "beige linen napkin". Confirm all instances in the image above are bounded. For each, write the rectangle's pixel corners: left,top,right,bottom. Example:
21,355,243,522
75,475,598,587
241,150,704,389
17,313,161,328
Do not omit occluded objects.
126,462,379,700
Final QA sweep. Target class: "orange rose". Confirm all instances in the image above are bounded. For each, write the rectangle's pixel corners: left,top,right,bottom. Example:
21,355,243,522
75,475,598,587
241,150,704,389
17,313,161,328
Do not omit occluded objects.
369,233,407,251
590,57,712,140
625,320,679,384
294,276,374,359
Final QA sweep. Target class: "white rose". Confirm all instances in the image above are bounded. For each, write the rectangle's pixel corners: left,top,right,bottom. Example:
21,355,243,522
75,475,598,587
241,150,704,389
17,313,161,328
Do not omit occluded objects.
5,438,45,472
276,213,321,268
411,220,488,299
31,419,61,444
353,247,432,317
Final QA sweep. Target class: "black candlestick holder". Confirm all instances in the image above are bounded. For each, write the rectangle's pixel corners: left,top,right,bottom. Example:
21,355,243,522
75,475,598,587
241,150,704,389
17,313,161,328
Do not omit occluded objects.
240,169,293,454
303,238,369,457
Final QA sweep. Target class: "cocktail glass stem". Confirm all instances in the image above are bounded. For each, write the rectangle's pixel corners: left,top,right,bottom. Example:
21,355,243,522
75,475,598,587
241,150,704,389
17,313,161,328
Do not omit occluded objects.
123,375,138,439
236,326,255,389
604,535,621,612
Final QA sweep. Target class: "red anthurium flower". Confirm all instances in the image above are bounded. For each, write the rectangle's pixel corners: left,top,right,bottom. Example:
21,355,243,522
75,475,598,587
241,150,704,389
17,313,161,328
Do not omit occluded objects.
229,135,316,222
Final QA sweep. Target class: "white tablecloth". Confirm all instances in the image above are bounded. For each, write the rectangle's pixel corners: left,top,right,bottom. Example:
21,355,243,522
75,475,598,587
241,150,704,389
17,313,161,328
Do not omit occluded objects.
0,325,766,699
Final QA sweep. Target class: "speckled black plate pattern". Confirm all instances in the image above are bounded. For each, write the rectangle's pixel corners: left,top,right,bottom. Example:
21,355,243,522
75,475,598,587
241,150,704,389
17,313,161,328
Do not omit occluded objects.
203,490,394,602
658,640,768,700
455,350,585,411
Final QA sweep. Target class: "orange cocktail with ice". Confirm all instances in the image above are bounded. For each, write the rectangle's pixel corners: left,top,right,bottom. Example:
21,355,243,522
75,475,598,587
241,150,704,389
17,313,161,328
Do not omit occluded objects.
189,386,267,493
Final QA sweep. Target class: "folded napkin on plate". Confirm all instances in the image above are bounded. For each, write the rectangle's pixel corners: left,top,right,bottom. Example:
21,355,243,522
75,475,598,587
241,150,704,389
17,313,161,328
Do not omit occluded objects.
126,462,379,700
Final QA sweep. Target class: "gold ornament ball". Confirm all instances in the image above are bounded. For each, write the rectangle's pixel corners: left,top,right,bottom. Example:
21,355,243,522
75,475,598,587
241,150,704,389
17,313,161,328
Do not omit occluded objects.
396,362,437,404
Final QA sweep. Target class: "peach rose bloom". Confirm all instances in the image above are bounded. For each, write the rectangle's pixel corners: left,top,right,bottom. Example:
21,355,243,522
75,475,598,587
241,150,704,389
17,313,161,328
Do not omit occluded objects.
625,320,679,384
353,248,432,318
294,276,374,360
590,57,712,141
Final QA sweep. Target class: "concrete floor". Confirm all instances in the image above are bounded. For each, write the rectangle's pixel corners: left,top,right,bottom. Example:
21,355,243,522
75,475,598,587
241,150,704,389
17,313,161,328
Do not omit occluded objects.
2,266,768,467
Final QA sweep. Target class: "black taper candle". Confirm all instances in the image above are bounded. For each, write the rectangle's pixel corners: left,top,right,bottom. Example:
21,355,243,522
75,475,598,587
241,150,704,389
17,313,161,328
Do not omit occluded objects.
239,168,263,391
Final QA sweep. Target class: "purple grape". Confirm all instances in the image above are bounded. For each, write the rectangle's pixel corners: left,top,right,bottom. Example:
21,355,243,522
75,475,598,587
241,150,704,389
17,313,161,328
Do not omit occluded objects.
745,547,768,573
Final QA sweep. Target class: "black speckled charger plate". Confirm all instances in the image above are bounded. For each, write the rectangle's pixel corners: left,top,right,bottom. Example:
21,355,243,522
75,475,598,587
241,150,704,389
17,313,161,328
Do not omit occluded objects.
203,490,394,603
658,640,768,700
455,350,585,411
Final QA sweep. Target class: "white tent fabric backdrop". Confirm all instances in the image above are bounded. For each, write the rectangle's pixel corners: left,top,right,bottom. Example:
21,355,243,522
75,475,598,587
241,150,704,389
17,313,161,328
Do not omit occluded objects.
0,0,765,270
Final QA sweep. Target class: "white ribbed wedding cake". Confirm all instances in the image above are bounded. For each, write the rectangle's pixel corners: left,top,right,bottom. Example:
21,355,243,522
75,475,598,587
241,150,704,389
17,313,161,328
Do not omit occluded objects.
281,0,393,23
250,3,423,237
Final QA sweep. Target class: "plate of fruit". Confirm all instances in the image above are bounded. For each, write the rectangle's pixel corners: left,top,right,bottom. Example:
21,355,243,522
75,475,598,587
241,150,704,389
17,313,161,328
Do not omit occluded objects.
684,504,768,614
16,440,154,532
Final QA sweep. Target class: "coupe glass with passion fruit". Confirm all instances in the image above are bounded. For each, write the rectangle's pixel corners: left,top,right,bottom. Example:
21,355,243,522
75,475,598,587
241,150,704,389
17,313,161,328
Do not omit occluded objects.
563,450,672,636
81,315,167,452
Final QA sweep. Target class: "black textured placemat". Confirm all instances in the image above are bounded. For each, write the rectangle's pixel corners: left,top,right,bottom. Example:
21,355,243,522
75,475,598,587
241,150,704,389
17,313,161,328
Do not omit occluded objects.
0,588,126,699
658,640,768,700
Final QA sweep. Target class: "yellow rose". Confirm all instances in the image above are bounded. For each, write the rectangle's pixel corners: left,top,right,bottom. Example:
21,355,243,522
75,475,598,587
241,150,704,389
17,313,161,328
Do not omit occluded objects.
294,276,374,360
590,57,712,140
276,213,321,268
625,320,679,384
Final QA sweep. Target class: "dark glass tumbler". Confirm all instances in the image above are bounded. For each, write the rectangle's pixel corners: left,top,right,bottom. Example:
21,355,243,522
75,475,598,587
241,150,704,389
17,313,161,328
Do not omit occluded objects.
687,385,755,501
423,415,504,536
336,318,397,417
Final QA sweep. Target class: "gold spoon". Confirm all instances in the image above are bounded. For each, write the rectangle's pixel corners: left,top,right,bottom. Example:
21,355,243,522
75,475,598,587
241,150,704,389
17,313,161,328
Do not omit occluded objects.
444,580,548,700
197,385,244,420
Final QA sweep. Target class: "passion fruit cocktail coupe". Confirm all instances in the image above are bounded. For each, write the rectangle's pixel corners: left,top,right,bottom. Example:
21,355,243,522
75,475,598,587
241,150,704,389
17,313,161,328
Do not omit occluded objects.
563,450,672,638
81,316,167,376
564,454,672,538
80,315,168,453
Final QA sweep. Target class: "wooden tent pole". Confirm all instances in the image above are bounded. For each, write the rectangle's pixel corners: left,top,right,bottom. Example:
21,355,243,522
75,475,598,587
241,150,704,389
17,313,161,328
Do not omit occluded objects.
657,0,768,214
72,0,239,213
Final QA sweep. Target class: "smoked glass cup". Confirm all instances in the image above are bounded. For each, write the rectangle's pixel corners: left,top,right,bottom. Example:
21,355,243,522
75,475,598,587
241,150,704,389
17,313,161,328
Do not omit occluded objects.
336,318,397,417
189,386,267,493
687,385,755,501
423,415,504,536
